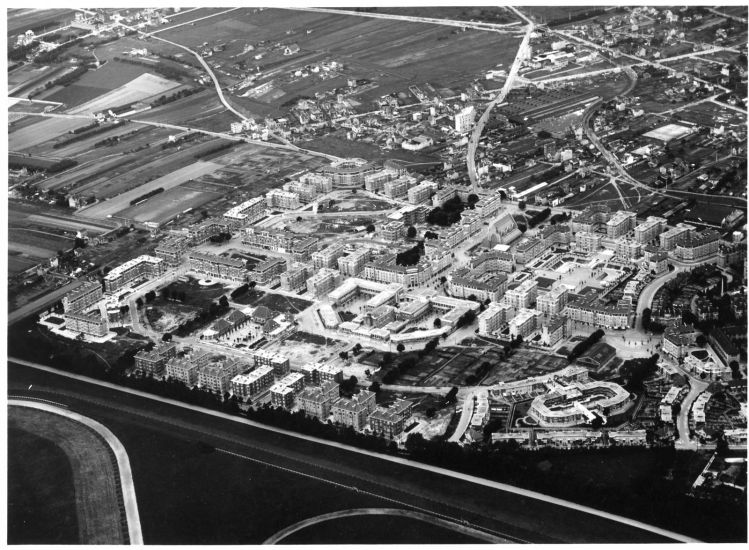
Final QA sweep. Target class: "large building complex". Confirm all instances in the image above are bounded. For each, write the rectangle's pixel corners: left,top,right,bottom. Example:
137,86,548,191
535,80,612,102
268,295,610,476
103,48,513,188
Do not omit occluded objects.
103,255,165,293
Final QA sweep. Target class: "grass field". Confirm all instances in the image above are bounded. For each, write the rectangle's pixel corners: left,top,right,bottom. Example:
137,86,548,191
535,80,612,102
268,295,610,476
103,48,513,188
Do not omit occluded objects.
7,8,74,37
66,73,181,115
9,115,92,152
115,184,223,224
44,60,162,109
81,159,223,219
7,426,79,544
8,406,127,544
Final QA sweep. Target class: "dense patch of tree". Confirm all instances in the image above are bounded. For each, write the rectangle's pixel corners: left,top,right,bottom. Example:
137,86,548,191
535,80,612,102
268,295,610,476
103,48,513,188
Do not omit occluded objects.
427,196,465,227
527,207,552,229
193,141,236,160
9,41,40,61
620,354,660,392
34,37,84,65
130,187,164,206
567,329,605,362
9,158,77,174
150,87,201,108
54,121,129,149
395,241,424,266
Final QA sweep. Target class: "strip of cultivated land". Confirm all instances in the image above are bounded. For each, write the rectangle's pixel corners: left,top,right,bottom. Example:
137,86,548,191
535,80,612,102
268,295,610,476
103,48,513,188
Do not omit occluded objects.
8,406,128,544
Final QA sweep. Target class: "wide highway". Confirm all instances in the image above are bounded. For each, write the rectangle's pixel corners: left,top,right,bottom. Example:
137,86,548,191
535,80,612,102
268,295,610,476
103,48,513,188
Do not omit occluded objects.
8,359,696,544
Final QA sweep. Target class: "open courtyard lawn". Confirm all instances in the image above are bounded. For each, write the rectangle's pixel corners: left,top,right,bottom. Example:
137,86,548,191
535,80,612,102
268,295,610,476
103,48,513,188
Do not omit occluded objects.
8,427,79,544
114,184,223,225
302,132,439,164
8,406,127,544
324,195,398,213
233,288,313,315
159,277,227,309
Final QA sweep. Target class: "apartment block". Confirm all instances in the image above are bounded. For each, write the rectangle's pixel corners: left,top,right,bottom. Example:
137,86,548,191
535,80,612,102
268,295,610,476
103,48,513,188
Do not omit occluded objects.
154,235,190,266
188,251,246,282
266,189,301,210
606,211,637,238
505,279,538,309
575,231,602,253
134,342,177,375
62,281,103,313
478,302,512,335
312,243,346,269
509,308,541,338
104,255,165,293
537,286,569,316
338,248,371,277
634,216,667,244
64,311,108,337
331,390,376,430
230,365,275,400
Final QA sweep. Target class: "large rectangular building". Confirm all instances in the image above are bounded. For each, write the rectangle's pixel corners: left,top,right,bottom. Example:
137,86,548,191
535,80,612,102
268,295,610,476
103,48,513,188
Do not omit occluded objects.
634,216,667,244
104,255,165,293
537,286,569,316
478,302,512,335
575,231,602,253
154,235,190,267
188,251,246,282
224,197,266,225
64,310,108,337
134,342,177,375
606,211,637,238
505,279,538,310
62,281,103,313
331,390,376,431
231,365,274,400
338,248,371,277
674,229,720,261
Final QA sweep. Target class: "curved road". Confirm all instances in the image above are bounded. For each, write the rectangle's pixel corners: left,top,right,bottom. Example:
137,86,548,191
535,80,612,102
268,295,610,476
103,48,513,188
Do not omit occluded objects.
8,357,699,543
9,398,143,544
263,507,505,544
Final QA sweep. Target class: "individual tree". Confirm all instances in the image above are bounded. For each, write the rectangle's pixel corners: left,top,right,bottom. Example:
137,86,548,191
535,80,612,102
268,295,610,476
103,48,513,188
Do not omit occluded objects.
369,381,381,394
219,295,229,308
396,343,405,353
695,334,707,347
366,224,375,233
135,297,144,308
434,318,442,328
406,225,417,239
162,332,172,342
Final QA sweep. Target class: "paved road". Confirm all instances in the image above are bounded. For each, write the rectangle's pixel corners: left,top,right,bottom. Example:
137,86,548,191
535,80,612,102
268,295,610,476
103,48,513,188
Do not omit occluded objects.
8,358,698,543
467,8,534,190
282,6,523,33
9,398,143,544
448,389,481,443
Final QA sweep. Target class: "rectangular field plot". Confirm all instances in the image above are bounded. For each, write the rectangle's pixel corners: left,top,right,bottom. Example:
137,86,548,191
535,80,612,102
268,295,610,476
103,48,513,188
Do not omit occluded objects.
9,116,92,152
66,73,181,115
81,160,224,220
114,185,223,225
44,60,166,109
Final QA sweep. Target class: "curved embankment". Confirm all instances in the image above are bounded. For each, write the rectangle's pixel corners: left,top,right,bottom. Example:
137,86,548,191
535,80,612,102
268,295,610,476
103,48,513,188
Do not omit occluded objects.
264,507,506,544
8,400,143,544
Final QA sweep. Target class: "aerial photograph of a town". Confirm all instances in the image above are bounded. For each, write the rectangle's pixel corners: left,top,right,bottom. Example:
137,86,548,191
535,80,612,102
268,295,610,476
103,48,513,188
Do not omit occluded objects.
5,3,748,545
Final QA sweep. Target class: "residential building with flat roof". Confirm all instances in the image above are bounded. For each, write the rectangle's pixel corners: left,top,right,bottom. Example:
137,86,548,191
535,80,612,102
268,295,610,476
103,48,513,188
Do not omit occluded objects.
331,390,376,430
537,286,569,316
134,342,177,375
541,315,567,346
64,310,108,337
674,229,720,261
337,248,372,277
659,223,694,250
509,308,541,338
634,216,667,244
606,211,637,238
369,399,414,439
104,255,165,293
231,365,275,400
575,232,602,254
505,279,538,309
478,302,512,335
62,281,102,313
614,238,642,260
223,197,266,225
297,380,340,419
188,251,246,282
154,235,190,266
312,244,346,270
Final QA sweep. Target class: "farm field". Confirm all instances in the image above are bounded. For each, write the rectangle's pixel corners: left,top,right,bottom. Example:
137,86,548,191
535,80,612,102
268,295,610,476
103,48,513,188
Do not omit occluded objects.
361,6,519,24
159,8,522,111
7,8,74,37
8,64,66,95
9,115,92,152
45,60,169,109
81,159,223,219
114,184,223,225
70,137,227,199
66,73,181,115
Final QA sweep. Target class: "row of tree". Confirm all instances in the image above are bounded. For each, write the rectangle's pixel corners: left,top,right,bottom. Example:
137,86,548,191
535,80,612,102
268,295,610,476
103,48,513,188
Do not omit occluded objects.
567,329,605,362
